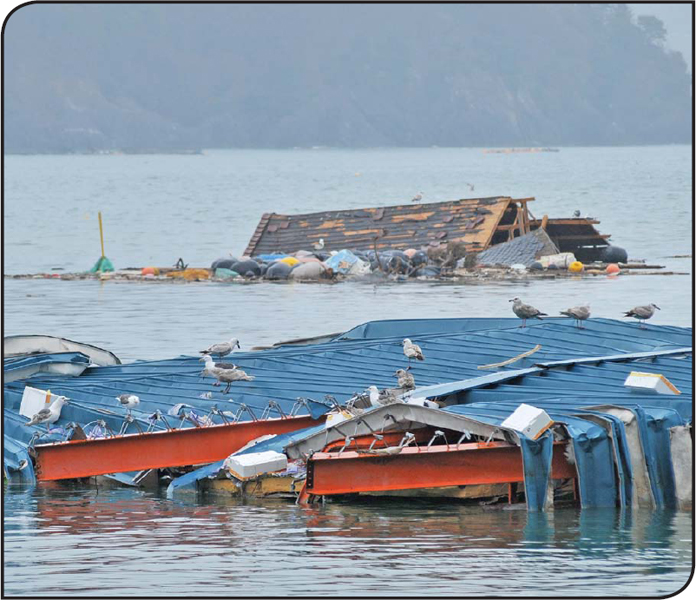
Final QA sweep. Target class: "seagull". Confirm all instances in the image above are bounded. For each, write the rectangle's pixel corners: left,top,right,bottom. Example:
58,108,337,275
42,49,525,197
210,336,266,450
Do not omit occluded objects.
199,355,238,375
367,385,400,407
394,368,415,390
402,338,425,362
200,337,241,358
623,303,660,329
573,210,581,218
313,238,325,251
208,366,255,393
25,396,69,431
115,394,140,416
510,297,547,328
560,304,591,329
411,192,423,203
465,182,475,192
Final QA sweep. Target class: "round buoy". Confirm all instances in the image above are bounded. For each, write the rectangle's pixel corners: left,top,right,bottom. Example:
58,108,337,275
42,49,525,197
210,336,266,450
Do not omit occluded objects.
568,261,584,273
605,263,620,275
600,245,628,264
529,261,543,271
141,266,157,276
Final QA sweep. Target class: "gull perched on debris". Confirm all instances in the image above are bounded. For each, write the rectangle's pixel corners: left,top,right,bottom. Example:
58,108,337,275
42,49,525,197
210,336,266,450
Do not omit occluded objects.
208,366,255,393
313,238,325,251
394,368,415,390
560,304,591,329
367,385,401,407
200,337,241,358
115,394,140,416
200,355,238,376
25,396,69,431
402,338,425,362
510,297,547,328
623,303,660,329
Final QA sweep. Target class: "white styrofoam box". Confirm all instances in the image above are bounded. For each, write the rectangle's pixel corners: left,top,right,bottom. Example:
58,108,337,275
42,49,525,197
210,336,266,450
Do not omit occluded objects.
19,386,54,418
406,397,439,409
501,403,554,440
224,450,288,480
325,410,353,429
624,372,681,395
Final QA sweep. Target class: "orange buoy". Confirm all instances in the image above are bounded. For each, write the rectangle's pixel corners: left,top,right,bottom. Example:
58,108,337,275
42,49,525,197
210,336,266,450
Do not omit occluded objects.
568,261,584,273
141,266,157,276
605,263,620,275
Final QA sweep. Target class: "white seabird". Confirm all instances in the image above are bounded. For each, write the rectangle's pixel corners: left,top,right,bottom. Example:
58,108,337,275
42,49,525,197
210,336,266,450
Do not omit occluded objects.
313,238,325,251
115,394,140,415
560,305,591,329
510,297,547,328
200,355,238,375
367,385,400,407
25,396,69,431
402,338,425,362
200,338,241,358
623,303,660,329
206,366,255,393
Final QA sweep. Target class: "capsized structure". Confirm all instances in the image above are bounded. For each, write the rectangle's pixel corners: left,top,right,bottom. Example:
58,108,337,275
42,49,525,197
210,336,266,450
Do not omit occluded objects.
3,318,691,511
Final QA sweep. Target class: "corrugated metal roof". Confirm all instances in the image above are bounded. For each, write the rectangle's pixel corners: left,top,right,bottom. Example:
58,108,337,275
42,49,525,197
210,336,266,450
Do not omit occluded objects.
4,317,691,488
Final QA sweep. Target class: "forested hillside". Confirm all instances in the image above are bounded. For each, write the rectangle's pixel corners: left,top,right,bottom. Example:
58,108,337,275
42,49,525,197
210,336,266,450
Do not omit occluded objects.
3,3,691,152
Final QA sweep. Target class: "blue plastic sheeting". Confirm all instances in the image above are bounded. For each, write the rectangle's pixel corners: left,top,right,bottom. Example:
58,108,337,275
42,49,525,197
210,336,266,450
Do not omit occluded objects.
3,436,36,484
166,424,324,496
445,403,618,508
519,435,553,511
4,317,691,491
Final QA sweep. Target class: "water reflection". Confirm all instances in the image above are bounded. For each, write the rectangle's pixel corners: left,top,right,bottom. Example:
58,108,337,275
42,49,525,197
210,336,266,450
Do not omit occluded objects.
4,486,691,596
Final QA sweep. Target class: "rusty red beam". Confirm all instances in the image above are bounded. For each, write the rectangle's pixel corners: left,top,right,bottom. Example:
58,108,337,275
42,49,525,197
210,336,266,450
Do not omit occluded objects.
306,441,575,495
33,415,321,481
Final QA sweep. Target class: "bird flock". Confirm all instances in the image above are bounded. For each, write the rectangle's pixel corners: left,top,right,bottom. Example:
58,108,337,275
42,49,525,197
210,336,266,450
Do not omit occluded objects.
23,300,663,431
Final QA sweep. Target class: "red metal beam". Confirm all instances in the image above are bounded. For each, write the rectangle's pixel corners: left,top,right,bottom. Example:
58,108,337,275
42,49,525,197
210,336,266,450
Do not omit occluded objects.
33,415,321,481
306,441,575,495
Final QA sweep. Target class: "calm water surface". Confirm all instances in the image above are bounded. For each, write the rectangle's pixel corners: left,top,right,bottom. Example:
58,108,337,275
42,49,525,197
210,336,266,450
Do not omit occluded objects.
3,488,693,596
3,147,693,595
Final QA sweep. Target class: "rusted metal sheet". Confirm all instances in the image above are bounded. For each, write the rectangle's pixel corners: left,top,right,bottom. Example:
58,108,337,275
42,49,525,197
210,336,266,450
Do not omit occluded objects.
305,441,575,495
32,415,321,482
243,197,514,256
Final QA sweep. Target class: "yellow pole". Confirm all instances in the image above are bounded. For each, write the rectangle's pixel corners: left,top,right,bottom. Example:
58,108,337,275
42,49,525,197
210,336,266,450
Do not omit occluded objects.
98,212,105,258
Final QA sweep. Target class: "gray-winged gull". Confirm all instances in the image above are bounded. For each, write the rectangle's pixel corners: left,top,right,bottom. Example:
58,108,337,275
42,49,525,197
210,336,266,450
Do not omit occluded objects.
25,396,69,431
623,303,660,328
560,304,591,329
115,394,140,416
200,338,241,358
510,297,547,328
411,192,423,203
402,338,425,362
205,365,255,393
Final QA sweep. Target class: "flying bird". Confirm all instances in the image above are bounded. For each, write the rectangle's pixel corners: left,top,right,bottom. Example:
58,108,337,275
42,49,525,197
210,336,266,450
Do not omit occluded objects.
623,303,660,329
200,338,241,358
560,305,591,329
394,367,415,390
25,396,69,431
510,298,547,328
465,182,475,192
402,338,425,362
115,394,140,416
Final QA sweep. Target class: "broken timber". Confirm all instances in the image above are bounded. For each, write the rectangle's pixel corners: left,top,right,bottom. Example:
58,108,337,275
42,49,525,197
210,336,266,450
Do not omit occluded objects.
243,196,612,262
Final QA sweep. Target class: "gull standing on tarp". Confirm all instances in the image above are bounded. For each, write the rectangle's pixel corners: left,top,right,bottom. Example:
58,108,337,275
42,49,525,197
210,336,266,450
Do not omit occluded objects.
623,303,660,329
200,337,241,358
560,305,591,329
25,396,69,431
200,355,238,375
115,394,140,416
204,365,255,393
402,338,425,363
510,298,547,328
